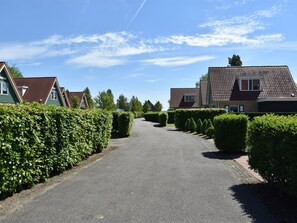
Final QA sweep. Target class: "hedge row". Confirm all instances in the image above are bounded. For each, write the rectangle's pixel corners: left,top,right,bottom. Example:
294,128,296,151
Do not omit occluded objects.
0,104,112,196
158,112,168,127
144,112,160,123
248,115,297,196
133,111,144,118
175,109,226,130
167,111,175,124
239,112,297,120
112,112,134,136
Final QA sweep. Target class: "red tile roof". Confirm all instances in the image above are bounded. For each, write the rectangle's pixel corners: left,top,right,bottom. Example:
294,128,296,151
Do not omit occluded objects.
170,88,200,108
208,66,297,101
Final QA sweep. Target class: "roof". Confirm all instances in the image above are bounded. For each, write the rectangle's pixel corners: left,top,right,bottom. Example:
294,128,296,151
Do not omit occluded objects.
60,87,71,107
200,80,208,106
208,66,297,101
14,77,64,105
170,88,200,108
67,91,89,108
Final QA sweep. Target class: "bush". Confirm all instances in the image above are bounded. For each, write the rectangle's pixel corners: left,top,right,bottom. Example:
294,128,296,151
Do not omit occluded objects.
112,112,120,132
0,104,112,196
213,113,248,152
188,118,197,132
167,111,175,124
184,119,190,131
133,111,144,118
144,112,160,122
158,112,168,127
205,121,214,138
248,115,297,196
196,119,203,133
200,119,209,135
175,109,226,130
118,112,134,137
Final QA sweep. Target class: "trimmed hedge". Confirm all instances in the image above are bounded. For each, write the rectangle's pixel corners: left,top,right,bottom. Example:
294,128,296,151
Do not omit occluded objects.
248,115,297,196
112,112,120,132
144,112,160,122
238,112,297,120
167,111,175,124
0,104,112,196
175,109,226,130
118,112,134,137
133,111,144,118
213,113,248,152
188,118,197,132
158,112,168,127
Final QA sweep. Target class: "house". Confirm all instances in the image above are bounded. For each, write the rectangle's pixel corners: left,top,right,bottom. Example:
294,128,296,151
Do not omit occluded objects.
60,87,71,108
67,91,89,109
170,88,200,109
0,62,23,104
207,66,297,112
14,77,66,107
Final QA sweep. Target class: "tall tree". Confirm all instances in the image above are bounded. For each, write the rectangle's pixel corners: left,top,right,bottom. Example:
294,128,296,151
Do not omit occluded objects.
8,64,23,78
117,94,130,111
94,89,116,111
130,96,143,112
228,54,242,66
143,100,151,113
84,87,94,109
70,95,80,109
154,101,163,112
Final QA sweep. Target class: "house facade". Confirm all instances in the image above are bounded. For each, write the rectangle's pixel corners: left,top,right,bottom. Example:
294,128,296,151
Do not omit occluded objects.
170,88,200,109
207,66,297,112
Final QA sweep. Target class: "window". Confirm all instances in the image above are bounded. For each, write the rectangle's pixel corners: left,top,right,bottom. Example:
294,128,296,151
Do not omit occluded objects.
240,79,261,91
229,105,239,112
51,90,58,100
184,95,195,102
0,81,9,95
239,105,244,112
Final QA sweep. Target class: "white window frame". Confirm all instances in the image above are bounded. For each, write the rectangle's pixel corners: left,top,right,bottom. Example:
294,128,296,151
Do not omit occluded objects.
184,95,195,102
240,79,261,91
0,81,9,95
51,90,58,100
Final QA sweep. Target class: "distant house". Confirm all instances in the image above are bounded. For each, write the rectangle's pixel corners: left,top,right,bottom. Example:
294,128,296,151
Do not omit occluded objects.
207,66,297,112
0,62,23,104
67,91,89,109
14,77,66,107
60,87,71,108
170,88,200,109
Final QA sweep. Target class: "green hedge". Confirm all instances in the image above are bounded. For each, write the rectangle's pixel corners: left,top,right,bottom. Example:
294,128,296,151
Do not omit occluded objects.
144,112,160,122
213,113,248,152
158,112,168,127
0,104,112,196
133,111,144,118
175,109,226,130
167,111,175,124
112,112,120,132
238,112,297,120
248,115,297,196
118,112,134,137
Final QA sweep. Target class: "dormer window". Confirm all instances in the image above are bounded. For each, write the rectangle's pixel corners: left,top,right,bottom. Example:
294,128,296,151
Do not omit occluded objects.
184,95,195,102
240,78,261,91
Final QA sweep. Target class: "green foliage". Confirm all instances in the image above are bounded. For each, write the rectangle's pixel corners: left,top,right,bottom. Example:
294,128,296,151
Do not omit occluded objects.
248,115,297,196
112,112,120,132
94,89,116,111
118,112,134,137
167,111,175,124
144,112,160,123
117,94,130,111
174,109,226,130
0,104,112,196
241,112,297,120
133,111,144,118
154,101,163,112
130,96,143,112
158,112,168,127
228,54,242,66
184,119,190,131
70,95,80,108
143,100,151,113
205,124,214,138
200,119,209,134
84,87,94,109
188,118,197,132
8,64,23,78
213,113,248,152
196,119,203,133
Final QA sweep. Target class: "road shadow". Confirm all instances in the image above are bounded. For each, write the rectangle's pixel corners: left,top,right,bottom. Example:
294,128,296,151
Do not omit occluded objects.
202,151,245,160
230,183,297,222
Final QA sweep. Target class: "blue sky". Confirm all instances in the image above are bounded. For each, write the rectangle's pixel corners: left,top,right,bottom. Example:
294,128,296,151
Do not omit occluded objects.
1,0,297,109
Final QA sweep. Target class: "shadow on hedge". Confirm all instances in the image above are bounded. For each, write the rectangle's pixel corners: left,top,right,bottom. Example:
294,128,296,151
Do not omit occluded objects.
230,183,297,222
201,151,245,160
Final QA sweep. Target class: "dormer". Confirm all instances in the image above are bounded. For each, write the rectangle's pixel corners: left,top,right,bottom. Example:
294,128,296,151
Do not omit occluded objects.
237,76,262,91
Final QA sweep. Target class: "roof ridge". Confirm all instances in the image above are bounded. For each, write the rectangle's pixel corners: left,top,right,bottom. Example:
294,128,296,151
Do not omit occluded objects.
209,65,288,68
14,76,57,79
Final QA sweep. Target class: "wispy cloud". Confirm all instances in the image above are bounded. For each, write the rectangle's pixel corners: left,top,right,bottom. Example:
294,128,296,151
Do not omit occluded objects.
142,56,216,67
145,79,159,83
128,0,148,27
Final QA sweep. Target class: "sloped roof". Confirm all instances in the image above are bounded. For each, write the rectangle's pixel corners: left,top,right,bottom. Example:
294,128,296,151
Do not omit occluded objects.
208,66,297,101
67,91,89,108
200,80,208,106
14,77,64,105
170,88,200,108
0,62,5,69
60,87,71,107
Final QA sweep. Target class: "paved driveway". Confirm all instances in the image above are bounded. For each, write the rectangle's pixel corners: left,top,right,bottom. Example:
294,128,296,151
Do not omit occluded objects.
1,119,275,223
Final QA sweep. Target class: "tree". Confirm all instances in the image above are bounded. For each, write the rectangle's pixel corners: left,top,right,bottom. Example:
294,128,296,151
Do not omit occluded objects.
8,64,23,78
195,73,208,87
130,96,143,112
143,100,151,113
84,87,94,109
71,95,80,109
94,89,116,111
154,101,163,112
117,94,130,111
228,54,242,66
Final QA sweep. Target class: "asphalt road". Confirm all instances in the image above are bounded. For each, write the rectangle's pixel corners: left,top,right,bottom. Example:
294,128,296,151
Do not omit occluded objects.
1,119,275,223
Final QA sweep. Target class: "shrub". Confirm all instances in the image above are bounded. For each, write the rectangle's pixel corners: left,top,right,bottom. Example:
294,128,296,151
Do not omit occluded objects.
112,112,120,132
213,113,248,152
205,122,214,138
248,115,297,196
200,119,209,135
196,119,203,133
0,104,112,196
133,111,144,118
184,119,190,131
118,112,134,137
175,109,226,130
188,118,197,132
158,112,168,127
167,111,175,124
144,112,160,122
